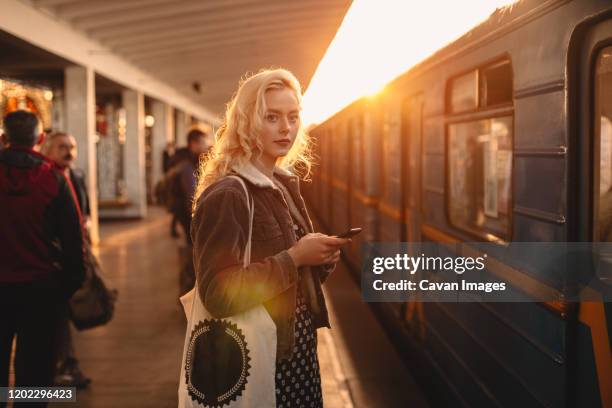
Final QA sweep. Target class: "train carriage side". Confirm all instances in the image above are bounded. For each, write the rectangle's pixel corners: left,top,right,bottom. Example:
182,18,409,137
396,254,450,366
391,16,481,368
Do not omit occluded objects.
311,98,383,269
311,124,331,230
308,0,612,407
378,1,612,406
341,99,384,268
328,118,351,239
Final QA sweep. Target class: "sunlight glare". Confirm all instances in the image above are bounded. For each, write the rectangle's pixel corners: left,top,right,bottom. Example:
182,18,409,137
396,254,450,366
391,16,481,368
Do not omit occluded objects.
302,0,520,126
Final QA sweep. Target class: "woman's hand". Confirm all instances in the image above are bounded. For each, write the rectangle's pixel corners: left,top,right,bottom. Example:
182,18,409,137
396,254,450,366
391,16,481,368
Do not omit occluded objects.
287,233,349,267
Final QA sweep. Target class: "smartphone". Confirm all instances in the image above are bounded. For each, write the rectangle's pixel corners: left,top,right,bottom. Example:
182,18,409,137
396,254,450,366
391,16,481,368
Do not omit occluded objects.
335,227,362,238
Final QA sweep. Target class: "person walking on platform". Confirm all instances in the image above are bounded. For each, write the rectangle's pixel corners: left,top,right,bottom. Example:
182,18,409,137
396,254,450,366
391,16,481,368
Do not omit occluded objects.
167,128,210,245
165,129,210,295
42,132,92,389
161,140,179,237
0,111,86,405
188,69,348,408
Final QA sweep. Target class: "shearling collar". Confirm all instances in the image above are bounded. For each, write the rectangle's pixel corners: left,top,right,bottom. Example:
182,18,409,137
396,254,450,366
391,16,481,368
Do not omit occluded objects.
231,161,295,189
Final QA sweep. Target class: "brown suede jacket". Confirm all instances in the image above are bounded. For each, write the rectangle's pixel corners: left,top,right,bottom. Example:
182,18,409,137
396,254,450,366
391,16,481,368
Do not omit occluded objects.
190,162,332,361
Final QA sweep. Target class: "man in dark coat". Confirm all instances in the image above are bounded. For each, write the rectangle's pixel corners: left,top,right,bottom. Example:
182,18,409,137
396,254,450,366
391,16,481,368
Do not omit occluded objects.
167,128,210,245
166,129,210,294
43,131,92,388
0,111,86,398
161,141,180,237
44,133,90,223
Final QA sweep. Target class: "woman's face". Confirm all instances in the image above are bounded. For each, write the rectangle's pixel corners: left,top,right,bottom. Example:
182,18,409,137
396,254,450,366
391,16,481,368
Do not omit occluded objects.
258,87,300,165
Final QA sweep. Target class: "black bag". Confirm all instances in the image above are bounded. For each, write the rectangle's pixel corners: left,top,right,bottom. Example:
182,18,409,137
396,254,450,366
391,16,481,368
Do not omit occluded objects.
158,162,185,213
69,244,118,330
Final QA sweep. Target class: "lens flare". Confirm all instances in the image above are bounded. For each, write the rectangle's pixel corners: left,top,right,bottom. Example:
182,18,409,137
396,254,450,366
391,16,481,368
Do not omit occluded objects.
302,0,520,126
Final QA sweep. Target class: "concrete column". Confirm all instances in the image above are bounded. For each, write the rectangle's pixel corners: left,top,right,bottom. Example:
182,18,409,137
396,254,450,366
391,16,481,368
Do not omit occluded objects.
122,89,147,218
175,110,187,147
64,65,99,244
151,101,174,187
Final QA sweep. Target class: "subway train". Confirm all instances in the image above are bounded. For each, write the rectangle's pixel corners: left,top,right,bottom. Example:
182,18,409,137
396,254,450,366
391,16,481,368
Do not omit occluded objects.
303,0,612,406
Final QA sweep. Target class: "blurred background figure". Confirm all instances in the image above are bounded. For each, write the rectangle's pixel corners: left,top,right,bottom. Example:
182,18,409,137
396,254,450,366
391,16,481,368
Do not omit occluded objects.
44,132,90,229
161,140,179,237
162,140,176,174
0,111,85,402
166,128,210,245
162,128,210,295
43,131,92,389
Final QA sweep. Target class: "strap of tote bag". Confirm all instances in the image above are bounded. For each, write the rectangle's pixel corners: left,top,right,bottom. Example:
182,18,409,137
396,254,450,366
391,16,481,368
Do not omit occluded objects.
226,175,254,267
180,175,253,313
180,175,276,408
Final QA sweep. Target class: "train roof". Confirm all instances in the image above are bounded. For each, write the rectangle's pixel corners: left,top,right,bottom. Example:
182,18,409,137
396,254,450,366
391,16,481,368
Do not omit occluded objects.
386,0,552,88
311,0,567,129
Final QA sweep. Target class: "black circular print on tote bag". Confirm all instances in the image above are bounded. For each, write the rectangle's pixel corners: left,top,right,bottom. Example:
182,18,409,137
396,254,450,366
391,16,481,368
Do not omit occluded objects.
185,319,251,407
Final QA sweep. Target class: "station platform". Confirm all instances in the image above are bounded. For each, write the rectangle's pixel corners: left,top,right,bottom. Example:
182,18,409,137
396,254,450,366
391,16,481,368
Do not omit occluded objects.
50,207,428,408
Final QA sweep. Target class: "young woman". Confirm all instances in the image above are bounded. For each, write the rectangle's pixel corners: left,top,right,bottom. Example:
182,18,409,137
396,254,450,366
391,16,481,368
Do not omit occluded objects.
191,68,348,407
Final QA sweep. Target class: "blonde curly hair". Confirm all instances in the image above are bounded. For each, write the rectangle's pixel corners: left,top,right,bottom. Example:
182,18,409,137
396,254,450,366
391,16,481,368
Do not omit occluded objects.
193,68,313,206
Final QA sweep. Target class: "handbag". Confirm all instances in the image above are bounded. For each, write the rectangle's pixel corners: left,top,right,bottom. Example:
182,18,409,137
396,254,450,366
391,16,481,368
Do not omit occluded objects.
178,175,277,408
69,242,118,330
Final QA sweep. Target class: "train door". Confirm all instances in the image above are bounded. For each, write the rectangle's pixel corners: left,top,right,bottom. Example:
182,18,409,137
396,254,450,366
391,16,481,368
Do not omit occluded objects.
347,113,367,268
573,12,612,407
401,94,424,243
378,103,403,242
400,94,425,338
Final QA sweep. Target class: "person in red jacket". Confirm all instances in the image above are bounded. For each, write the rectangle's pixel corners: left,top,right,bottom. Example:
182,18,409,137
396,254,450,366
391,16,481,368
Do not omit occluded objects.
0,110,86,403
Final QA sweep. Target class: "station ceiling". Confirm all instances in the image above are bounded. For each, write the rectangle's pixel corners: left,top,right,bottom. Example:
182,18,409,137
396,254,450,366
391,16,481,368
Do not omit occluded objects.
27,0,352,118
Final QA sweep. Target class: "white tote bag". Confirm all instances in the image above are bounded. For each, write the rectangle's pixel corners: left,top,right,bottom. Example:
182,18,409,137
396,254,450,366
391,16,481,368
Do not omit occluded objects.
178,176,277,408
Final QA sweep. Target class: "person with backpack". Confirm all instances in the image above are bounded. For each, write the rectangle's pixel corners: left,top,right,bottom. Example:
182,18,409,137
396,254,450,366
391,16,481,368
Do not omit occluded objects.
165,129,210,245
163,129,210,295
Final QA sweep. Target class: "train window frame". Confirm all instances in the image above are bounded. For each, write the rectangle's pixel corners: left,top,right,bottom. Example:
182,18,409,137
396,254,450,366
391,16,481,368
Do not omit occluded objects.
448,70,479,114
447,58,514,114
381,109,402,209
445,56,514,243
480,60,514,108
592,43,612,242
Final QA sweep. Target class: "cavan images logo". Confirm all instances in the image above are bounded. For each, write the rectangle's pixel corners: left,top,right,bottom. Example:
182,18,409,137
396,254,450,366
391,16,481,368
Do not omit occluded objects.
185,319,251,407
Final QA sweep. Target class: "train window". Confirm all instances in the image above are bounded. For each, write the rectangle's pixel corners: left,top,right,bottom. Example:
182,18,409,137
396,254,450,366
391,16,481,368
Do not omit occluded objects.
448,59,513,113
449,70,478,113
480,60,513,107
380,110,401,207
595,46,612,241
448,116,513,240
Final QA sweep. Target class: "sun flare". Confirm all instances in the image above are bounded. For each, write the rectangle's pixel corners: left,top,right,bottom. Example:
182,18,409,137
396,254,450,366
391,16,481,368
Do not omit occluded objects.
301,0,520,126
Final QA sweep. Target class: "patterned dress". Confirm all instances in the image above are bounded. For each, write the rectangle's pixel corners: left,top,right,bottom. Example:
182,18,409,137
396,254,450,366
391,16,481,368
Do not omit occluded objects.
274,220,323,408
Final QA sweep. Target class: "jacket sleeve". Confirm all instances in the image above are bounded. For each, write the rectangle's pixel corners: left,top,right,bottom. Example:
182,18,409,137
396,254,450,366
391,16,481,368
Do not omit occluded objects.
192,188,299,318
56,174,87,298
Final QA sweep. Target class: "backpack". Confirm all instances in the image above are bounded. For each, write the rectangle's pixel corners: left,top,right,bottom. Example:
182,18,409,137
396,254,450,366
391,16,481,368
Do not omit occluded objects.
158,163,184,213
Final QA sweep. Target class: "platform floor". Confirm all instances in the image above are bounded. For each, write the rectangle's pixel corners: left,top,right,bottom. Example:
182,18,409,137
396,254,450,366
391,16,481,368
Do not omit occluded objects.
47,207,428,407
